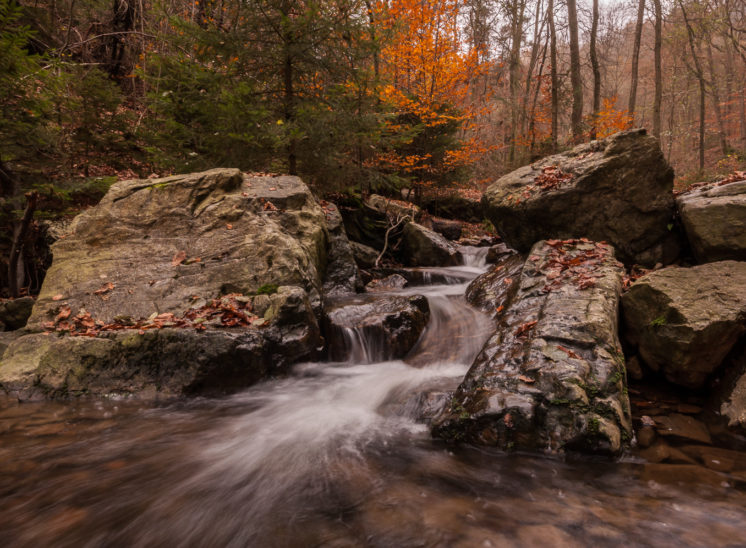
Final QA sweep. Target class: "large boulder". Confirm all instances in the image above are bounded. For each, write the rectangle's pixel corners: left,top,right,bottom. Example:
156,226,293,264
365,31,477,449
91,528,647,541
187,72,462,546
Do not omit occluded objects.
676,179,746,263
321,202,363,297
402,222,462,267
464,253,524,315
1,169,330,399
433,239,631,455
0,297,34,331
324,294,430,362
482,129,677,266
621,261,746,389
0,286,320,400
26,169,327,328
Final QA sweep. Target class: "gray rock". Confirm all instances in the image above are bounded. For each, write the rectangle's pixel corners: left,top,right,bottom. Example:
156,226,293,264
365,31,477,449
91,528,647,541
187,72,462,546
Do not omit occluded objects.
482,129,677,266
676,179,746,263
324,294,430,362
402,222,462,267
27,169,328,328
621,261,746,388
366,274,408,292
433,239,631,455
322,203,363,297
486,242,515,264
349,241,380,269
0,297,35,331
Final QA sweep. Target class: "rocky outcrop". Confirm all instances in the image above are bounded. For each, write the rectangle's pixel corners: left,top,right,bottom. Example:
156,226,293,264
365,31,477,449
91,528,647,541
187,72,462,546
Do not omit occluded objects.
676,179,746,263
324,295,430,362
365,274,408,292
0,285,320,399
622,261,746,389
322,203,363,297
0,297,34,331
402,222,462,267
0,169,333,399
433,240,631,454
482,129,677,266
27,169,328,328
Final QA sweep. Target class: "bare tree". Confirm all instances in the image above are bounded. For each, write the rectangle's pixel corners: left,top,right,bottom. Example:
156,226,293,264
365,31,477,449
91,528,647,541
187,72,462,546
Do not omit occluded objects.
652,0,663,138
679,0,706,171
589,0,601,139
548,0,558,150
567,0,583,141
628,0,645,119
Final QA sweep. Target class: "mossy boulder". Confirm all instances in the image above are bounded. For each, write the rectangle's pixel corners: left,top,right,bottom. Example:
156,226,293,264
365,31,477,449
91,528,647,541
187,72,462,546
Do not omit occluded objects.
622,261,746,389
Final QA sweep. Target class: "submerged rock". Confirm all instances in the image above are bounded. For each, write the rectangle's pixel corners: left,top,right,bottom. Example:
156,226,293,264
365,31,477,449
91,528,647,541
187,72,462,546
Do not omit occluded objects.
433,239,631,455
621,261,746,389
402,222,462,267
482,129,677,266
324,295,430,362
676,179,746,263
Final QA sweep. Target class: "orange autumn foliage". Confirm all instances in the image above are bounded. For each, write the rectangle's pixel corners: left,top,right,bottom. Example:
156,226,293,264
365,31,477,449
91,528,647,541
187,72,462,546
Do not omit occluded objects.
372,0,491,184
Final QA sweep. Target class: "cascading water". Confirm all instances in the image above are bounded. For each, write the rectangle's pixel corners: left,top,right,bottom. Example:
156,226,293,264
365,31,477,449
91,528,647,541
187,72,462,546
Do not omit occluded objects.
2,246,746,547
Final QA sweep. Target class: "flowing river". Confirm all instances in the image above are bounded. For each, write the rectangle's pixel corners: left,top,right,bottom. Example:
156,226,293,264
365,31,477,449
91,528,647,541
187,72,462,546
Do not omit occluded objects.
1,252,746,547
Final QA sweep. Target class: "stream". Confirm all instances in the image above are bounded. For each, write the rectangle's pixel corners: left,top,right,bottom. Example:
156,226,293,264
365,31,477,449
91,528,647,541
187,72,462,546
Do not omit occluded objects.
2,251,746,547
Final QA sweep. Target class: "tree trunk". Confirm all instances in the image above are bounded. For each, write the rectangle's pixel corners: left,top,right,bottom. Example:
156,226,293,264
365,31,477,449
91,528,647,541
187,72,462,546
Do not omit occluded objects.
652,0,662,138
589,0,601,140
628,0,645,120
0,159,14,197
679,0,705,172
508,0,526,164
284,51,297,175
707,42,729,155
107,0,136,78
548,0,558,151
567,0,583,141
8,192,38,298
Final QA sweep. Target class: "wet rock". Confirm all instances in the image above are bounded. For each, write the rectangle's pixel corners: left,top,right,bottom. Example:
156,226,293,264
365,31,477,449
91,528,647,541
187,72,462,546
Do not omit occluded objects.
433,239,632,455
0,332,23,357
324,295,430,362
27,169,328,328
676,179,746,263
621,261,746,389
402,222,462,267
349,241,380,269
464,254,524,316
485,242,515,264
0,297,35,331
322,203,363,297
639,463,727,487
718,343,746,429
0,317,319,401
430,218,463,241
366,274,408,292
482,129,677,266
638,440,697,464
636,426,656,448
419,191,484,223
653,413,712,444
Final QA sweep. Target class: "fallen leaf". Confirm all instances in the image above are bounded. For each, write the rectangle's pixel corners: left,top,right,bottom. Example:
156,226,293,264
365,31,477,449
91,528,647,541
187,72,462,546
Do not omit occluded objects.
226,224,233,230
515,320,538,337
518,375,535,383
52,294,65,301
556,345,580,359
172,251,187,266
55,306,72,322
94,282,115,295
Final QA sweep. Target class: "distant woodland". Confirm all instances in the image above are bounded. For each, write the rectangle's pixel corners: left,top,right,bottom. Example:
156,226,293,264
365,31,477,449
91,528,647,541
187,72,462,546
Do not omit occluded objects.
1,0,745,247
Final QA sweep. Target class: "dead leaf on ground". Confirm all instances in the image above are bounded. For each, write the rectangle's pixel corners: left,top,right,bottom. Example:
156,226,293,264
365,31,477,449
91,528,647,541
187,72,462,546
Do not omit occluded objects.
171,250,187,266
52,294,65,301
94,282,115,295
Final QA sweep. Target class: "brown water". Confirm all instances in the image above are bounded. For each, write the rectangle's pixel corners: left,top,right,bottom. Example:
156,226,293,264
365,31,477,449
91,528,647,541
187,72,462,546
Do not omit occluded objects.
2,256,746,547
